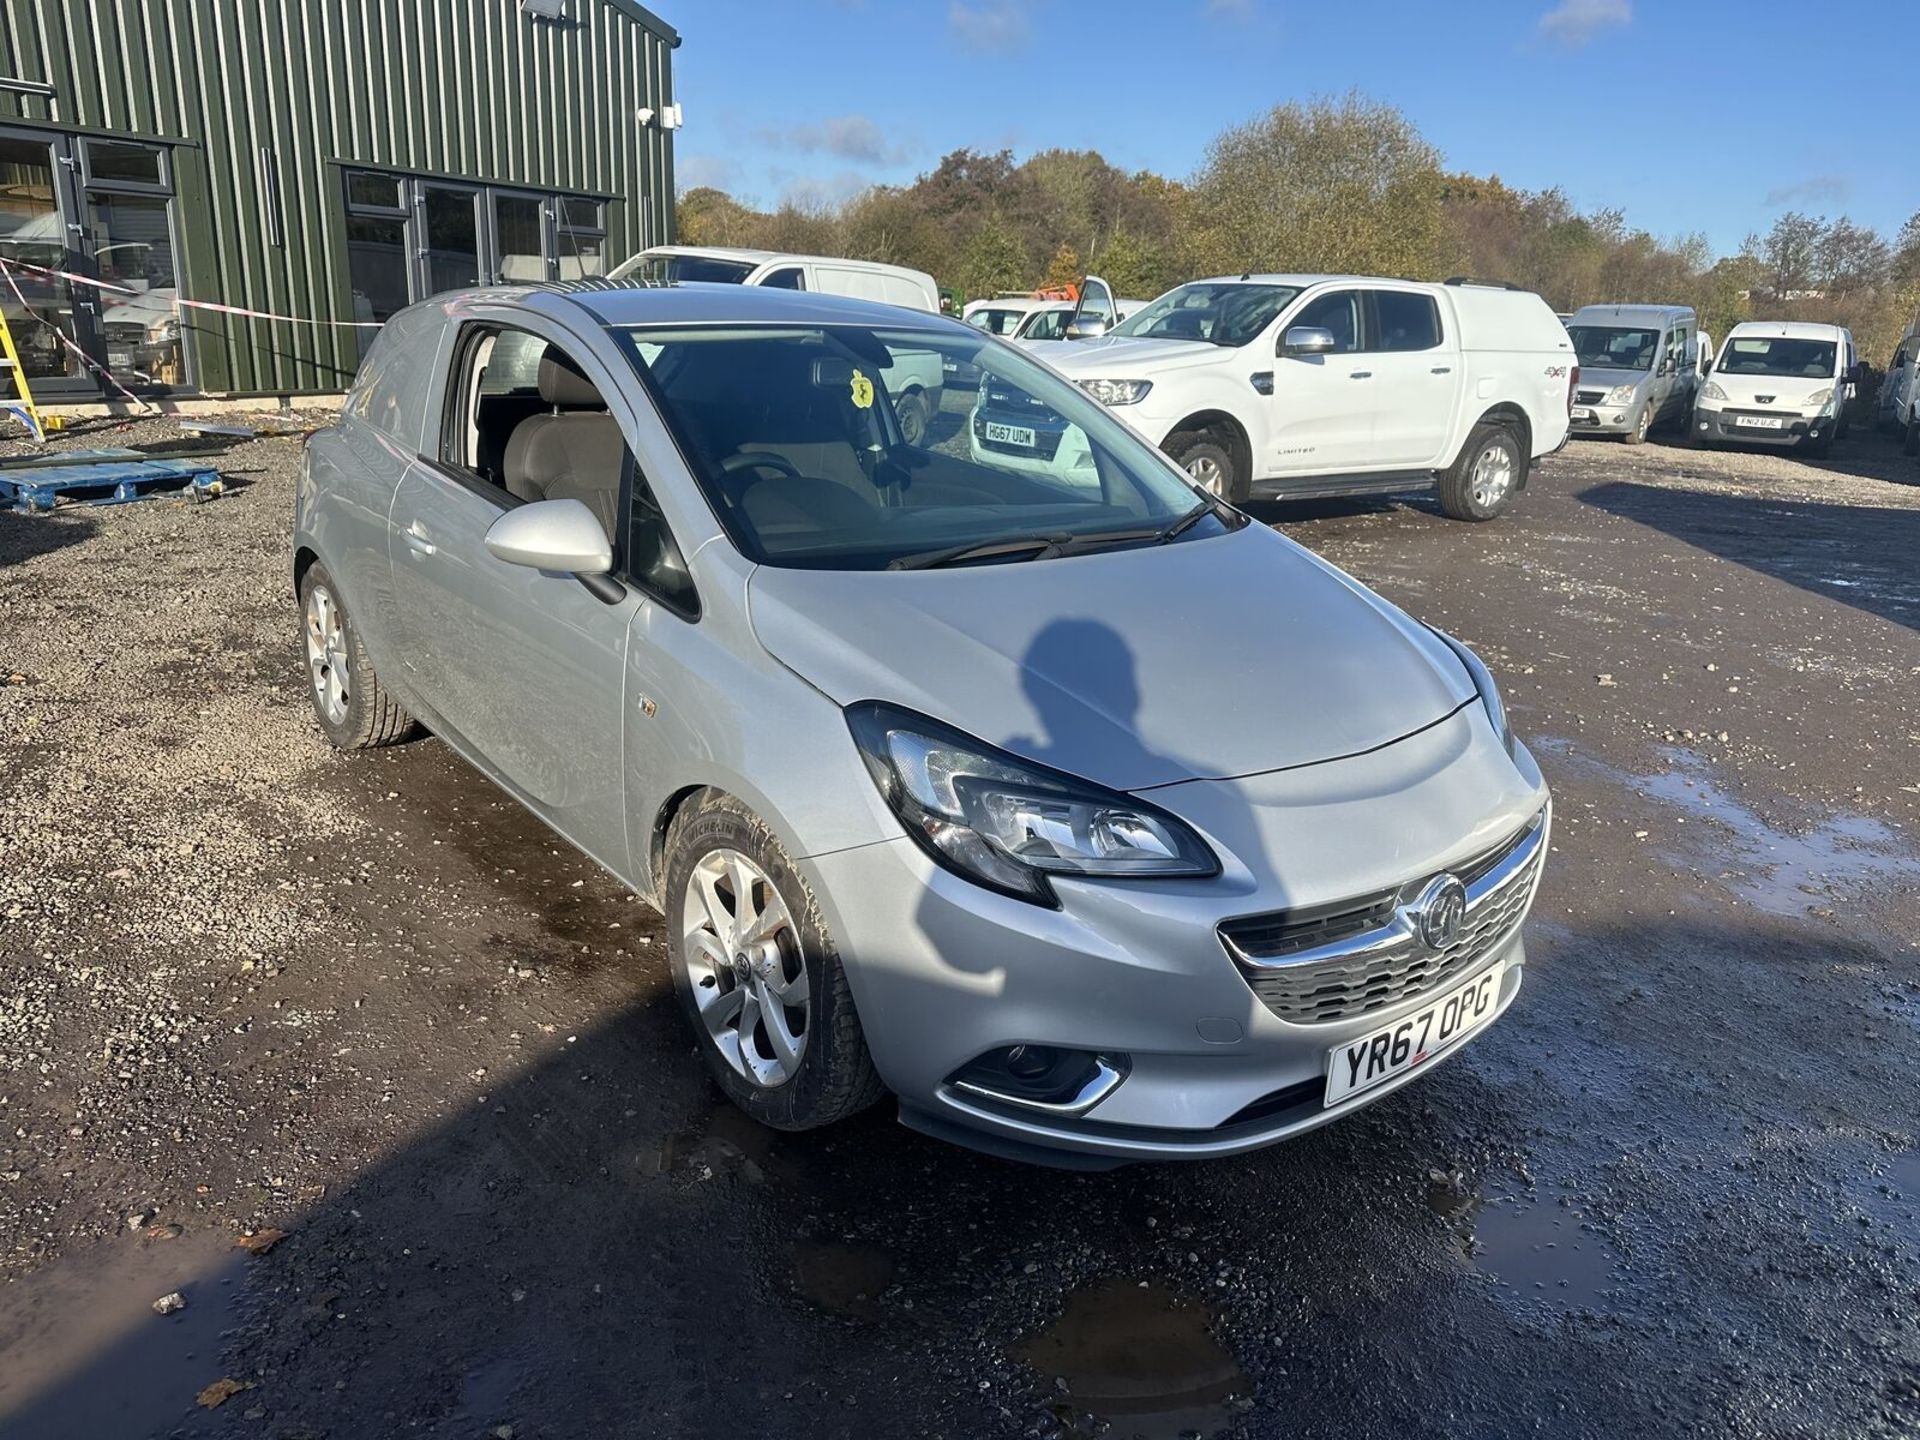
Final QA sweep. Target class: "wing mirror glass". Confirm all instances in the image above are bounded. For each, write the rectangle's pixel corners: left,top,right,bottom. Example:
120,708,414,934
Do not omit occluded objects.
1282,326,1337,356
483,498,612,575
1064,316,1108,340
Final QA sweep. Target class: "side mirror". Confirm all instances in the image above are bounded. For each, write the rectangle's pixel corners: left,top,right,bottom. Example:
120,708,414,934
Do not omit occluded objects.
1064,316,1108,341
484,498,612,575
1700,357,1711,375
1282,325,1337,356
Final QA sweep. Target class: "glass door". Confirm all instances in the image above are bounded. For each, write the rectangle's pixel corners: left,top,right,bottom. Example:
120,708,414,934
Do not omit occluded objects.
418,183,481,298
0,129,102,397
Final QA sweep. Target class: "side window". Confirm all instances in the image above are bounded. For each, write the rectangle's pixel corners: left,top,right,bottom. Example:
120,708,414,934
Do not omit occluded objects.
1372,291,1442,352
441,324,626,546
1291,290,1361,353
626,467,698,617
761,266,806,290
1022,309,1068,341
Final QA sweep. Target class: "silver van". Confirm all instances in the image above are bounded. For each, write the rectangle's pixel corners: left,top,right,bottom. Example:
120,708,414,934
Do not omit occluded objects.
1565,304,1701,443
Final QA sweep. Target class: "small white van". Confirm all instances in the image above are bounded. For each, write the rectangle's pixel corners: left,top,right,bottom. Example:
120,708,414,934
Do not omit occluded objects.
1564,304,1701,444
1693,321,1860,456
610,246,940,313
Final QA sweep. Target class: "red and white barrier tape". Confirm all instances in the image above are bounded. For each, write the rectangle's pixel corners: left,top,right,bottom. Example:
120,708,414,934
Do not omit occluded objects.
0,259,155,411
0,256,384,330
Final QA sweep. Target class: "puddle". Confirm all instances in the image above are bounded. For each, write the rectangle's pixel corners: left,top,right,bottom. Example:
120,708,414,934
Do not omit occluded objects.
1634,751,1920,918
791,1240,895,1320
647,1102,784,1184
1450,1192,1617,1311
0,1226,250,1438
1012,1279,1249,1440
1861,1148,1920,1229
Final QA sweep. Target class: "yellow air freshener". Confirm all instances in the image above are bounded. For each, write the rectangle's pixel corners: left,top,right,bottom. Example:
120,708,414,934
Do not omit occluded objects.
849,369,874,409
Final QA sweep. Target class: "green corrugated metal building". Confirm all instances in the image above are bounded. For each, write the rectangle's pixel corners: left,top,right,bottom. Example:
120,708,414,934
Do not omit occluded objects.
0,0,678,399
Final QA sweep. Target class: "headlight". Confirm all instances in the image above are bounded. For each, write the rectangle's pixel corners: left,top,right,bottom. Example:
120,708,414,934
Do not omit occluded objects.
1077,378,1152,407
1431,629,1514,757
1700,380,1727,402
847,702,1217,905
1604,384,1638,406
1804,386,1834,412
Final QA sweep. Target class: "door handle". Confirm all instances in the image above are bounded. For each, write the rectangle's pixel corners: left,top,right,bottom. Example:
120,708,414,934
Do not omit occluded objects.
401,522,436,557
1430,365,1452,374
1349,370,1372,380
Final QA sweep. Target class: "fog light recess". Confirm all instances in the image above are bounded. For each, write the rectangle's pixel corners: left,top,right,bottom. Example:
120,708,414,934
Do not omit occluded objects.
948,1045,1128,1116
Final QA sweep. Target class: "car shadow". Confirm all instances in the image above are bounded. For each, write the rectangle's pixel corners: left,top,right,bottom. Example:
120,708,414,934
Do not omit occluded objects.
0,508,99,570
1578,479,1920,632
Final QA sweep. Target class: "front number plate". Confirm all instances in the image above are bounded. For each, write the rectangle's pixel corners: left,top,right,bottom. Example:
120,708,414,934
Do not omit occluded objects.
1324,962,1505,1107
984,420,1037,448
1569,406,1593,420
1734,415,1785,429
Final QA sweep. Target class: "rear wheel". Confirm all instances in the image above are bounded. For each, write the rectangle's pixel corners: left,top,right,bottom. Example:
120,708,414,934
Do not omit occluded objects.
666,792,884,1131
893,391,930,446
1164,431,1246,503
1439,422,1524,521
299,564,415,750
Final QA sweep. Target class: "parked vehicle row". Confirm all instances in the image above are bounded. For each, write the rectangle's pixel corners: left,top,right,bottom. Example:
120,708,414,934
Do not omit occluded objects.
1564,303,1705,444
297,279,1552,1167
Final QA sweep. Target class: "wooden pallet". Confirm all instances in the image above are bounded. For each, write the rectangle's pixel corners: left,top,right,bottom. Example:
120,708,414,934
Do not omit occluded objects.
0,455,222,514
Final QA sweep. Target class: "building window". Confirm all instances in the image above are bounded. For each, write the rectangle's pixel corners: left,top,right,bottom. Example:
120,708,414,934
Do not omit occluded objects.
83,139,167,189
341,168,613,322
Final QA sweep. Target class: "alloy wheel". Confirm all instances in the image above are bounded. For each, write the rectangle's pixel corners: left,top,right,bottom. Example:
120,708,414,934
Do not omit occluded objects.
1469,442,1514,509
681,848,809,1087
304,585,350,726
1184,453,1226,496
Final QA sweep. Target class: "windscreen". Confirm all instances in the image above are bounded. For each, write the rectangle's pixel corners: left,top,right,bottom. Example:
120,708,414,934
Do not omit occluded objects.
1110,282,1300,347
964,308,1026,335
1716,336,1837,379
636,254,756,284
617,324,1219,571
1566,325,1660,371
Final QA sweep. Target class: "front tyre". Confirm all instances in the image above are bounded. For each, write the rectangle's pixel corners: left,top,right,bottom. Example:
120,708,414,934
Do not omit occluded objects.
1439,422,1525,521
1165,430,1246,504
893,391,930,447
666,792,884,1131
1623,402,1653,445
299,564,416,749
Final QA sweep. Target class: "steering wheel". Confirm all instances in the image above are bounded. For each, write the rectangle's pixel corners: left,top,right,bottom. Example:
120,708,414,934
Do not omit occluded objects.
719,451,803,481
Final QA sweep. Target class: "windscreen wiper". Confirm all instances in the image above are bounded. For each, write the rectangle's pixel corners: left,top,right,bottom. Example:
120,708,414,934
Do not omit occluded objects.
887,534,1075,571
1156,499,1220,544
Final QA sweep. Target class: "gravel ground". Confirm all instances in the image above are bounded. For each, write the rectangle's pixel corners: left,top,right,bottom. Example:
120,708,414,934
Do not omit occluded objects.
1,413,1917,1439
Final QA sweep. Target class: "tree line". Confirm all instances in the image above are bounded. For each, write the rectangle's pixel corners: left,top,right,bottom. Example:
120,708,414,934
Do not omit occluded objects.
678,94,1920,363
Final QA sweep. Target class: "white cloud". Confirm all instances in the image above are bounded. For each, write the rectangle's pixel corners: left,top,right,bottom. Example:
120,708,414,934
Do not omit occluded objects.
767,114,912,166
1537,0,1631,46
675,153,739,193
780,171,876,210
947,0,1030,53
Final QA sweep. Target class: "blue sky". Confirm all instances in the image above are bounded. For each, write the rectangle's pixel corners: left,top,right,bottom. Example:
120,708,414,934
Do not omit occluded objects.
666,0,1916,256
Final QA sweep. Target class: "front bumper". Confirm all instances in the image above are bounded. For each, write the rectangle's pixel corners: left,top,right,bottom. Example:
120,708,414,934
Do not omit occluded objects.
806,710,1550,1164
1692,407,1831,447
1568,398,1642,435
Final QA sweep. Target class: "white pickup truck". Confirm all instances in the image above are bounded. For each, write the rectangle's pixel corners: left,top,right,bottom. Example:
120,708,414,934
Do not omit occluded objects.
997,274,1575,520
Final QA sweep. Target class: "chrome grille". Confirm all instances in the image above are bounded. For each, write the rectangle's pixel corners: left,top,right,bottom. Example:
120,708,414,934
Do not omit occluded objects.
1219,811,1547,1025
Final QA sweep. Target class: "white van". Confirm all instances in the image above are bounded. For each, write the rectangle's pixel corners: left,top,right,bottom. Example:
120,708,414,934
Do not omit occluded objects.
1005,274,1574,521
1564,304,1701,444
610,245,939,313
1693,321,1860,456
611,245,946,439
1877,308,1919,451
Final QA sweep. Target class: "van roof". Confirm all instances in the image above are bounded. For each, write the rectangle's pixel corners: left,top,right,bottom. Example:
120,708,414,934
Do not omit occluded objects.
1724,319,1852,341
637,245,931,280
1568,303,1696,324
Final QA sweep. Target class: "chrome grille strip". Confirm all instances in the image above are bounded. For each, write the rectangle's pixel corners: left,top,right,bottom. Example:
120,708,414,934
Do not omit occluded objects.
1219,810,1548,1025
